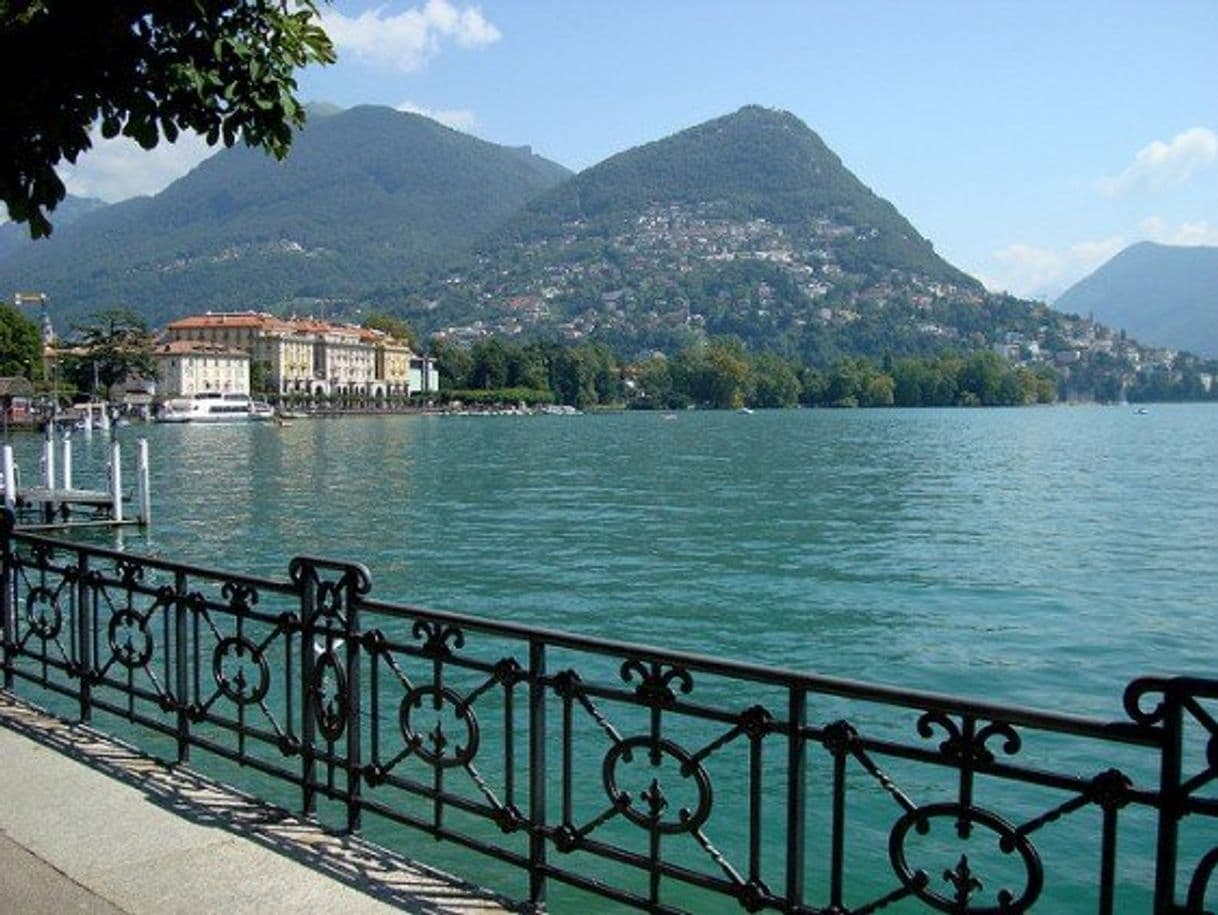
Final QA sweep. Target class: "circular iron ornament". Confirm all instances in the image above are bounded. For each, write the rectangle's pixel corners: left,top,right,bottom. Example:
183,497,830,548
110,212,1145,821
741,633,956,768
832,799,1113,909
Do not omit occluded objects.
602,736,713,835
212,637,270,705
888,803,1043,915
398,685,480,768
1187,845,1218,914
311,651,348,741
25,586,62,640
107,609,153,669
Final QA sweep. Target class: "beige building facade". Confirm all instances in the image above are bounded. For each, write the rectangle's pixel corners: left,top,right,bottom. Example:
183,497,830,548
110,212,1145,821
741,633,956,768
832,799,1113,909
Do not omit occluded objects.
154,340,251,397
163,312,439,397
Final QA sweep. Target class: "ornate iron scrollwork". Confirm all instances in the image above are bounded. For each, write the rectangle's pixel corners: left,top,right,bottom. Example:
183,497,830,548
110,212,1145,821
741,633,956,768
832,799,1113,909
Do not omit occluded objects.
917,712,1022,765
212,636,270,705
114,557,145,588
287,557,371,625
1187,846,1218,914
220,580,259,614
602,736,713,834
1122,676,1170,727
24,586,62,640
311,649,347,741
412,619,465,658
620,658,693,706
107,608,153,669
888,802,1043,914
398,684,480,768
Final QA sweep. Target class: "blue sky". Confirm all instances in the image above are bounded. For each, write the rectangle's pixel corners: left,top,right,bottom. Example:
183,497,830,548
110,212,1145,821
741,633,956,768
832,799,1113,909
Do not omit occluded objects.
61,0,1218,301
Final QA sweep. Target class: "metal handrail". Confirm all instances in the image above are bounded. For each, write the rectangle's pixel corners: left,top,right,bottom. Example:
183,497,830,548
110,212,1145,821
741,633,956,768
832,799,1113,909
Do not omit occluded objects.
1,513,1214,914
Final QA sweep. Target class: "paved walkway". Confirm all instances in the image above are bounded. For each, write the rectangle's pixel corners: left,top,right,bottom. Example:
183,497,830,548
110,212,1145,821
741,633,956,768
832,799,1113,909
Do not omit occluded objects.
0,694,514,915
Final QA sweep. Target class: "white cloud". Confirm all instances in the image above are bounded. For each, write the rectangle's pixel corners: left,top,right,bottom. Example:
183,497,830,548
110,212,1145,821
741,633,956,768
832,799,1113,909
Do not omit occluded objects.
1141,215,1218,246
1096,127,1218,197
57,130,217,202
396,100,476,131
321,1,501,73
988,236,1126,299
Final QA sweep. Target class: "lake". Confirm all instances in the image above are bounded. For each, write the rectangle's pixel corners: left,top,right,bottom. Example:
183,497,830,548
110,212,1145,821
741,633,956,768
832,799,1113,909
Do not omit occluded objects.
7,403,1215,911
36,403,1211,709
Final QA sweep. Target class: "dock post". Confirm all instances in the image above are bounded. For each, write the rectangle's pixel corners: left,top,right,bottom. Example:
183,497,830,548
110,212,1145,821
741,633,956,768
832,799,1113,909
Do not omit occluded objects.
109,440,123,523
2,446,14,513
82,407,93,436
99,406,111,433
41,427,54,490
136,439,150,527
61,430,72,491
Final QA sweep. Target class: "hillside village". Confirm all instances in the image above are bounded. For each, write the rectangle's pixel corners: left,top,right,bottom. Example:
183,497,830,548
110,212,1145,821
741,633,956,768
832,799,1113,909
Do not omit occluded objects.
418,201,1204,402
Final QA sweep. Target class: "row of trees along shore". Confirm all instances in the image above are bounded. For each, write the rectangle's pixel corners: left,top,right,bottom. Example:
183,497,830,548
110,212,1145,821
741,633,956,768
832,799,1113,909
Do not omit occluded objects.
5,304,1215,411
432,335,1071,410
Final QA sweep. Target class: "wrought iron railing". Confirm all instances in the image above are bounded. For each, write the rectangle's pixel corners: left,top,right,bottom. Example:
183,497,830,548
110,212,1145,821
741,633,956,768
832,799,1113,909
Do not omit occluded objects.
1,510,1214,914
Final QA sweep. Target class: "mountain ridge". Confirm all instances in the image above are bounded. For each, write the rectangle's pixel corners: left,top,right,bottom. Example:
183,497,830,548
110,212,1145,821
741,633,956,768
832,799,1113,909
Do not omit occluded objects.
0,105,571,325
378,105,1013,360
1055,241,1218,357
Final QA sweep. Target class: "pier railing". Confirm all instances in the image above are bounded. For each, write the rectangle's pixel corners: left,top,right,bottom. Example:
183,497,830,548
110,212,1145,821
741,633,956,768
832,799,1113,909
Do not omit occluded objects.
1,513,1214,914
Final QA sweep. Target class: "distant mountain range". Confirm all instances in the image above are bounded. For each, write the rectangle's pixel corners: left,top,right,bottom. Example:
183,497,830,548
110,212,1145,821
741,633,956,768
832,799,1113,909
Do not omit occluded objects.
1056,242,1218,357
0,103,1192,386
0,106,570,326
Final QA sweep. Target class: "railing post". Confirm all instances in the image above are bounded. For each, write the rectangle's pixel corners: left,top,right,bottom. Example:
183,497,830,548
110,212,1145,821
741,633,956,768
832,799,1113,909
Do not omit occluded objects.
345,580,362,834
75,550,91,723
786,685,807,908
1153,682,1184,913
174,571,189,763
528,639,547,909
1,507,14,690
298,561,317,817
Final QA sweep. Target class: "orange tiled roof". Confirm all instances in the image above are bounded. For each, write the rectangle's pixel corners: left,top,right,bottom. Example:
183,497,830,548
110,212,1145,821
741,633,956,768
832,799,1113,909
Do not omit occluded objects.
165,313,413,347
155,340,250,358
165,311,273,330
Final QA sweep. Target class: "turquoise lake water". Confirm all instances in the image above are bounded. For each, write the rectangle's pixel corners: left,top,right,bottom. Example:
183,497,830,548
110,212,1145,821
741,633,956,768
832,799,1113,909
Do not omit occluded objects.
8,404,1216,912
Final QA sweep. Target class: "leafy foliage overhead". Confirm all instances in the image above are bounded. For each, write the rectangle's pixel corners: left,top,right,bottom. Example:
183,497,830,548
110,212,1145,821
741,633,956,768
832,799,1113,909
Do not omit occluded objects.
0,1,336,238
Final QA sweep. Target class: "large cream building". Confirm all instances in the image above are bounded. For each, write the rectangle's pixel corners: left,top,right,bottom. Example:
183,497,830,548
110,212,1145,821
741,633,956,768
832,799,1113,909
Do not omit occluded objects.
162,312,437,397
154,340,250,397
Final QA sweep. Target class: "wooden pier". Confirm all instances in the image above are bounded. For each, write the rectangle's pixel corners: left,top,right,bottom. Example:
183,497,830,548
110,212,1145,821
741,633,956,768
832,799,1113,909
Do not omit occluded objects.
1,434,150,530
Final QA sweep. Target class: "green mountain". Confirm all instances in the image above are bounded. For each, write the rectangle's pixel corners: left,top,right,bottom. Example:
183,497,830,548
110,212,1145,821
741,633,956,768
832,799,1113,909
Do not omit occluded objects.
0,105,570,327
1055,242,1218,357
377,105,1034,360
0,194,107,263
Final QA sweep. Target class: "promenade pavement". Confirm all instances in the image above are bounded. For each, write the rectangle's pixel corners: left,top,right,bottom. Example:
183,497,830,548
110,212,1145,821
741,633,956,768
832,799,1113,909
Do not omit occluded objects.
0,694,513,914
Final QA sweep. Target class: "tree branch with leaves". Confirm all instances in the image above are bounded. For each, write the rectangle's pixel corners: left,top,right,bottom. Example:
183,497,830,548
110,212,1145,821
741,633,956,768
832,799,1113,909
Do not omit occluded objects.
0,0,335,237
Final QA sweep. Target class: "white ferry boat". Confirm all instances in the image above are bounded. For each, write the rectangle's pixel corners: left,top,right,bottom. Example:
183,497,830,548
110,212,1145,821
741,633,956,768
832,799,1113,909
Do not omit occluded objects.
156,392,272,423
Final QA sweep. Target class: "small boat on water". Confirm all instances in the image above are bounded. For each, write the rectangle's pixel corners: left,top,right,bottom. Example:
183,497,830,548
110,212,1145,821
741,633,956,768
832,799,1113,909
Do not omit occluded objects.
156,392,272,423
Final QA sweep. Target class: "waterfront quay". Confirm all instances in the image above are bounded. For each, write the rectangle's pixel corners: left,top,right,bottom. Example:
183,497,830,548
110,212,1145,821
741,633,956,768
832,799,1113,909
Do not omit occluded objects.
0,695,510,914
1,508,1215,913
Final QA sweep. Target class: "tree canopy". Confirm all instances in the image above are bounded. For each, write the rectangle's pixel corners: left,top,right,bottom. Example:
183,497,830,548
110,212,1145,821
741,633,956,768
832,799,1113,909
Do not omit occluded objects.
61,308,156,395
0,1,334,237
0,302,41,377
